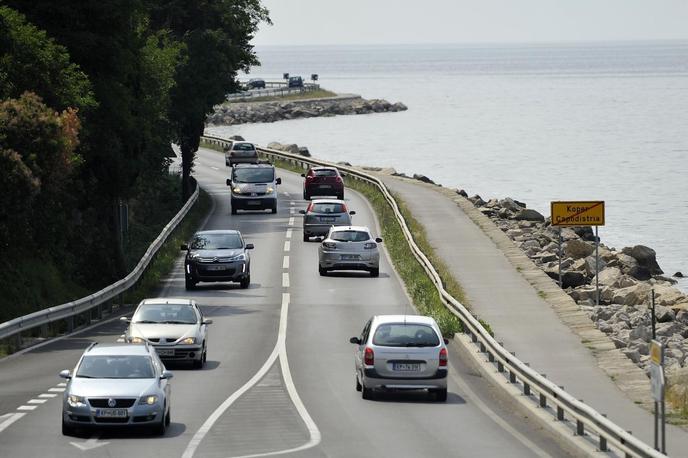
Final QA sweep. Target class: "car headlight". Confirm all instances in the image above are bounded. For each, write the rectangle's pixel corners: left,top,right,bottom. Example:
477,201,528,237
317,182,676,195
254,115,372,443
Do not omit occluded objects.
139,395,158,405
129,337,145,344
67,395,86,407
181,337,196,345
230,253,246,261
233,186,242,194
188,252,200,260
266,186,274,194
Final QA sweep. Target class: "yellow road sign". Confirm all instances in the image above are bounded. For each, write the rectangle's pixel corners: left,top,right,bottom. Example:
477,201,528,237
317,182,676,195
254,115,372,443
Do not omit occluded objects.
551,201,605,227
650,339,663,366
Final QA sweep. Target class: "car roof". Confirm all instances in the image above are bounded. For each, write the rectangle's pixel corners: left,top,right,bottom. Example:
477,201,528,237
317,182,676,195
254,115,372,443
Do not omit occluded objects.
330,225,370,233
139,298,194,306
310,166,337,171
233,163,273,169
86,343,152,356
372,315,438,326
231,141,254,146
310,199,345,205
194,230,241,236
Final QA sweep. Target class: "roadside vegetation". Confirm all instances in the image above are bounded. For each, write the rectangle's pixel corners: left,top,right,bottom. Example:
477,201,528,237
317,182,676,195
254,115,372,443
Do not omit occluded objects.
227,88,338,104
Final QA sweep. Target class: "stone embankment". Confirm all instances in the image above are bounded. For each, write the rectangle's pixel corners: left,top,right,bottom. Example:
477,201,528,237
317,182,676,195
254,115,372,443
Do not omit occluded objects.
456,190,688,386
207,95,407,125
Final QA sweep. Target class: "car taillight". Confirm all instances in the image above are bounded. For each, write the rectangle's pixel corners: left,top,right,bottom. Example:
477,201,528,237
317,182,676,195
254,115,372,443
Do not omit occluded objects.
335,176,343,183
306,203,313,212
364,347,374,366
439,347,447,367
364,242,377,250
322,242,337,249
341,203,348,212
305,175,313,181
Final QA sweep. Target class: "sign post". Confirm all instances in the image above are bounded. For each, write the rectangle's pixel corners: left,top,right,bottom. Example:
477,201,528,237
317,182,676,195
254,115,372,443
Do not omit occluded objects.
650,338,665,453
550,201,605,303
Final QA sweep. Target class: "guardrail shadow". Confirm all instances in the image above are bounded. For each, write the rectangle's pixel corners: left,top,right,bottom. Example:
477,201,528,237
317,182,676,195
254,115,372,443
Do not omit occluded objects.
368,391,465,405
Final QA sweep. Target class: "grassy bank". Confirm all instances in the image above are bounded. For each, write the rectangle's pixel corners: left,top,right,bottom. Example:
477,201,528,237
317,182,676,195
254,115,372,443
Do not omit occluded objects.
226,88,338,104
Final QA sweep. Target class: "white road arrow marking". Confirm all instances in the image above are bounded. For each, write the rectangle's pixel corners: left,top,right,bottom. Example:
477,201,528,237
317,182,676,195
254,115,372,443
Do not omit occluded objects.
0,412,26,433
70,435,110,451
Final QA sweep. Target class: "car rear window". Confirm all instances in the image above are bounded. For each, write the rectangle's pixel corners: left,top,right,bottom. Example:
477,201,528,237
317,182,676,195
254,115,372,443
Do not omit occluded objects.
133,304,197,324
313,169,337,177
77,355,155,379
330,230,369,242
232,143,255,151
311,203,346,214
372,323,440,347
190,233,242,250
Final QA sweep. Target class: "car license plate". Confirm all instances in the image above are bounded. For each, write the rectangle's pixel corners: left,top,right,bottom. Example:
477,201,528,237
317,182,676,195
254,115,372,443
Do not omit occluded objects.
247,200,261,205
156,348,174,356
393,363,420,371
341,254,359,261
95,408,128,418
319,185,331,189
206,265,227,271
320,217,335,223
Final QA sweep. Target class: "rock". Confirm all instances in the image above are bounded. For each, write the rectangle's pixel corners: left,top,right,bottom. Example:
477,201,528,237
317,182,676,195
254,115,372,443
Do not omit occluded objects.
653,275,678,285
520,240,540,251
622,245,664,275
674,271,685,278
629,325,652,342
656,321,685,338
337,161,352,166
653,285,687,307
564,239,595,259
571,258,587,272
572,226,597,242
584,255,607,276
468,195,485,207
561,271,587,288
499,198,523,212
628,265,652,281
412,174,435,185
456,189,468,198
613,275,637,289
592,267,623,286
591,305,619,321
267,141,283,150
611,336,627,349
229,135,245,141
297,146,311,157
611,282,652,306
513,209,545,222
623,348,641,363
532,251,558,263
637,341,650,355
655,305,676,323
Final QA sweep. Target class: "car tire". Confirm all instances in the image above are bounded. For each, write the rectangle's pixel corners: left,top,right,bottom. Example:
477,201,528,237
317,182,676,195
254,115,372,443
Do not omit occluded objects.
431,388,447,402
185,277,196,290
337,192,344,200
153,408,167,436
231,207,237,215
271,206,277,214
361,384,374,400
319,266,327,276
303,233,309,242
370,268,379,277
165,407,171,426
193,352,204,369
355,376,362,392
240,276,250,289
61,417,75,436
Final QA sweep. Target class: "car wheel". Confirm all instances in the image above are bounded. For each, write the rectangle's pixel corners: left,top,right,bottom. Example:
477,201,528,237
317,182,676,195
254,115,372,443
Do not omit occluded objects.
185,276,196,290
271,206,277,214
61,416,76,436
193,355,203,369
303,233,309,242
240,276,250,289
361,384,373,400
370,268,379,277
319,266,327,276
431,388,447,402
153,408,167,435
337,192,344,200
165,407,171,426
355,375,362,392
231,207,237,215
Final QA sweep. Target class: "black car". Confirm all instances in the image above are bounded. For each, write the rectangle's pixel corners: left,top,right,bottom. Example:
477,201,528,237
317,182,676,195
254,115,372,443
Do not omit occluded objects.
288,76,303,88
181,230,254,290
247,78,265,89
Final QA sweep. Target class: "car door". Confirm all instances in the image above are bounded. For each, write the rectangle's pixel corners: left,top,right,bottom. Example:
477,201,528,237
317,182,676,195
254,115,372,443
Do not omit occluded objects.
355,319,372,372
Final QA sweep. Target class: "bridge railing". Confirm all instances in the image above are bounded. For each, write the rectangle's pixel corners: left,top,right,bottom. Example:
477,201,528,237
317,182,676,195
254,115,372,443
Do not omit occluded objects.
201,133,663,458
226,82,320,101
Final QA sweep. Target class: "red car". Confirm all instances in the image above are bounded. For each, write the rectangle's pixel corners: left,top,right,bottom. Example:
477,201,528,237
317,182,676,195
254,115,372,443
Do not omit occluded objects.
302,167,344,200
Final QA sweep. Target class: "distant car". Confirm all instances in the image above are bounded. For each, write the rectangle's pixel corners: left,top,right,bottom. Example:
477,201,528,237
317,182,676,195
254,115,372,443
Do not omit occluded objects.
60,342,173,436
247,78,266,89
225,141,258,167
349,315,448,401
299,199,355,241
121,298,212,369
288,76,304,88
301,167,344,200
181,230,253,289
318,226,381,276
227,163,281,214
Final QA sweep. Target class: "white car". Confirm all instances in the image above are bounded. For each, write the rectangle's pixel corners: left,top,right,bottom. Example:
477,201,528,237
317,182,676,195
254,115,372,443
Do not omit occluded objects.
350,315,448,401
317,226,381,276
121,298,212,369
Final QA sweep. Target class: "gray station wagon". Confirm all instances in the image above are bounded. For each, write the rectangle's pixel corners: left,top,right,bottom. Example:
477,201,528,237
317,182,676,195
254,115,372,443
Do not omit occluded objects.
299,199,355,241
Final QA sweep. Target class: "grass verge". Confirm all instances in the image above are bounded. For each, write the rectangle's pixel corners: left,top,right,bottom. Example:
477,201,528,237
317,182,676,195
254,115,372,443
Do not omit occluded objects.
226,88,338,104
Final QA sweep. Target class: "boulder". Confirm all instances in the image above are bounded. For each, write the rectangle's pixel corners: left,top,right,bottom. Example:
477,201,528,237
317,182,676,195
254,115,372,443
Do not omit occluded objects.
653,275,678,285
513,209,545,222
468,195,485,206
676,310,688,325
622,245,664,275
561,271,587,288
628,265,652,281
520,240,540,251
572,226,597,242
532,251,558,263
592,267,623,286
655,305,676,323
611,282,652,306
613,275,637,289
456,189,468,198
656,321,685,338
629,325,652,342
571,285,599,303
499,198,523,212
412,174,436,185
584,255,607,276
623,348,641,364
297,146,311,157
674,272,685,278
654,285,687,307
564,239,594,259
229,135,245,141
571,258,587,272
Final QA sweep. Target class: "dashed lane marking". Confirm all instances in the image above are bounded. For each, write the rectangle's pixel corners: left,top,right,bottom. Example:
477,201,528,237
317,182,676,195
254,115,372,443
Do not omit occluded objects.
288,217,295,227
48,387,65,393
283,241,290,252
38,393,57,398
57,383,66,387
283,256,290,269
27,399,47,404
282,273,290,288
286,229,292,239
17,406,36,411
289,201,295,206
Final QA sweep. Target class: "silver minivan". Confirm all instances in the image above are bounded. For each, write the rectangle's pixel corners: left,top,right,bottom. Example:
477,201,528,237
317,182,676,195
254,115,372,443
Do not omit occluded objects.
227,164,281,214
349,315,448,401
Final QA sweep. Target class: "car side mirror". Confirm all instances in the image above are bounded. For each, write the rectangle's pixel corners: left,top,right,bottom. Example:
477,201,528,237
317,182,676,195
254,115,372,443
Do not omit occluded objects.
245,243,254,250
375,237,383,243
349,337,361,345
181,244,188,251
160,370,174,380
203,319,213,325
298,210,306,215
444,338,449,345
120,316,130,323
226,179,232,186
300,173,305,178
59,370,71,379
349,211,356,215
276,177,282,185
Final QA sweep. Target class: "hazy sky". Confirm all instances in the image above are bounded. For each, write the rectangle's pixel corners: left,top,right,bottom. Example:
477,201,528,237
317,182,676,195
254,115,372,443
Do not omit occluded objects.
253,0,688,46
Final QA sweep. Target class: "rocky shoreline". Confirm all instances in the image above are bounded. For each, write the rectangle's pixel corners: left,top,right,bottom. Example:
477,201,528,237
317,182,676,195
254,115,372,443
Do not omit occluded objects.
206,95,407,125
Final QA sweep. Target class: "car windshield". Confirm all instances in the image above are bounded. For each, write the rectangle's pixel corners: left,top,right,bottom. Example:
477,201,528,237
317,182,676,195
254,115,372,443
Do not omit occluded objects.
132,304,197,324
190,233,242,250
233,168,274,183
330,230,369,242
313,169,337,177
76,355,155,379
232,143,255,151
372,323,440,347
311,203,346,214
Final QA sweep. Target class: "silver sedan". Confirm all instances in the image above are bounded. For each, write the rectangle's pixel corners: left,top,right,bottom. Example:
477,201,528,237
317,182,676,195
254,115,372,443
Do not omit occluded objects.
60,342,173,436
299,199,356,241
349,315,448,401
317,226,381,277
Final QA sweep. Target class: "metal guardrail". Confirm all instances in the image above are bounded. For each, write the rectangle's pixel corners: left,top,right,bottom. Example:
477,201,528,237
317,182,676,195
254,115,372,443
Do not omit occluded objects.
202,134,664,458
0,181,199,344
226,82,320,101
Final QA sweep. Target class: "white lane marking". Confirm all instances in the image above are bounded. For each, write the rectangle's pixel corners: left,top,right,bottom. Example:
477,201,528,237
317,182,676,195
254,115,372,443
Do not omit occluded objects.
70,435,110,451
282,273,290,288
48,387,65,392
289,208,295,215
286,229,292,239
448,369,551,458
27,399,47,404
57,382,66,387
0,413,26,433
289,201,295,206
39,393,57,398
283,241,290,252
282,256,290,269
288,217,295,227
284,192,290,197
211,166,219,171
17,406,36,411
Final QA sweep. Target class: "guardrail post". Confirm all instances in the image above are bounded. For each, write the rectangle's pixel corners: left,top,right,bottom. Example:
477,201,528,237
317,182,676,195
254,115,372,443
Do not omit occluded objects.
14,333,22,352
556,386,565,421
479,342,486,352
497,360,504,372
66,316,74,333
539,374,547,408
509,369,516,384
624,431,632,458
488,351,494,362
576,419,584,436
599,414,608,452
471,332,477,343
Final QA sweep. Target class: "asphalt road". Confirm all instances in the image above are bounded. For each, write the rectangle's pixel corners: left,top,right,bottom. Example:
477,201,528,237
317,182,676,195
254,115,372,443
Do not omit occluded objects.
0,147,572,457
